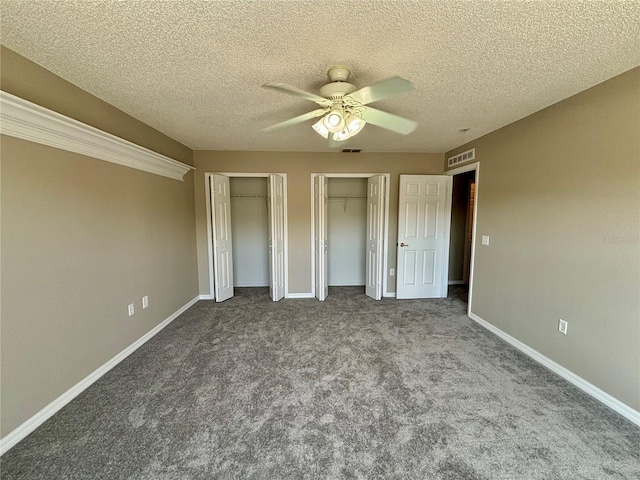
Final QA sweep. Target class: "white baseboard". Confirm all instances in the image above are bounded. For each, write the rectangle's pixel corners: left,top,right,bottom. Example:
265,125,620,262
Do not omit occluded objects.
199,294,214,300
448,280,465,285
468,311,640,427
285,292,314,299
383,292,397,298
0,296,200,456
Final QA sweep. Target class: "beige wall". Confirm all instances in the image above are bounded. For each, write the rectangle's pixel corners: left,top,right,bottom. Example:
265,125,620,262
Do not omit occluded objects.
445,67,640,411
193,152,444,296
1,52,198,436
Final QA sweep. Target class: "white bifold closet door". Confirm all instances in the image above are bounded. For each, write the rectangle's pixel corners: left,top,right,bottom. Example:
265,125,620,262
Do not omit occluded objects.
210,174,234,302
269,174,285,301
314,175,328,301
365,175,385,300
210,174,286,302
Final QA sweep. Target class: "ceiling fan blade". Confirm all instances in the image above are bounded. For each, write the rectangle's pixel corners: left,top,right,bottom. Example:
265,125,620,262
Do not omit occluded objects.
263,108,327,132
263,82,332,107
358,106,417,135
344,76,414,106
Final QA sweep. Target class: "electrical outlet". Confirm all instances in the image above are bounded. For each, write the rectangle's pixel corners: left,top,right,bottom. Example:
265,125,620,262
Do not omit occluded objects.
128,303,135,317
390,268,395,276
558,319,568,335
142,295,149,309
482,235,490,246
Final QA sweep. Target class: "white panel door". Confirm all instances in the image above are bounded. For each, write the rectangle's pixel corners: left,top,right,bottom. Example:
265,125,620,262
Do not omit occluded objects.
210,174,234,302
269,174,285,301
366,175,385,300
314,175,328,301
396,175,450,299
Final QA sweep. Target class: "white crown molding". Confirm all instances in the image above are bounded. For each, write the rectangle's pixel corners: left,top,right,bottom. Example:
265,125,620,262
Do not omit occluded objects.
0,295,200,456
0,91,194,181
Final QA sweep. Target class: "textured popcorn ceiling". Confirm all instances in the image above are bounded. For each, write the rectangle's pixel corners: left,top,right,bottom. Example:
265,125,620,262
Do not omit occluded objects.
1,1,639,153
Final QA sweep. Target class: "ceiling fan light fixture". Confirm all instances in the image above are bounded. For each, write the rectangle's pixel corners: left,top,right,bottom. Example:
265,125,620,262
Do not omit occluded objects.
329,114,366,142
323,108,345,133
312,118,329,138
345,114,366,135
332,128,351,142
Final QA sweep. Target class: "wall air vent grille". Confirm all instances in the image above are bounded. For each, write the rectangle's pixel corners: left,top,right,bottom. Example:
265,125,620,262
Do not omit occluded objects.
447,148,475,167
341,148,361,153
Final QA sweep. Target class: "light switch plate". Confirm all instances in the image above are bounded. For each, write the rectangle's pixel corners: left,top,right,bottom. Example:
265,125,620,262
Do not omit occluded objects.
482,235,490,246
559,319,568,335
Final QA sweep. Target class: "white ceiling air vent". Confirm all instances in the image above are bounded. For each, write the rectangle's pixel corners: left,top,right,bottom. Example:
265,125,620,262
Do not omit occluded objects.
447,148,475,167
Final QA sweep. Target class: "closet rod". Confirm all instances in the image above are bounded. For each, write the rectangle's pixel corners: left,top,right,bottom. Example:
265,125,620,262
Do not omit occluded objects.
327,195,367,212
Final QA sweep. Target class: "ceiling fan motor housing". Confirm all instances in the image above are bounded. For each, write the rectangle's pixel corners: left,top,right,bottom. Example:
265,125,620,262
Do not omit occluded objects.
320,65,357,101
319,81,357,100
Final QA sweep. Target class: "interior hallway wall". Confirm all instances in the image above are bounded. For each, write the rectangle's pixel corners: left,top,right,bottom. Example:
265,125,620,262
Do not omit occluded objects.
445,67,640,412
194,152,444,296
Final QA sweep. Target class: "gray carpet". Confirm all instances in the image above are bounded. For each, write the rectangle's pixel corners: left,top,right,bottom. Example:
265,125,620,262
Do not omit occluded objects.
2,287,639,479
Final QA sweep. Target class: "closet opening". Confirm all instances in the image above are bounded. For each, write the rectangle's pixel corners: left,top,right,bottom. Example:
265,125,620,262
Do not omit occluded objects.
230,177,269,288
312,173,389,301
207,173,287,302
327,178,368,290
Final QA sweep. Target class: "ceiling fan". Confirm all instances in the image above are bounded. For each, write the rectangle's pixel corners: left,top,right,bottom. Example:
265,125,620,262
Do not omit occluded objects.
262,66,417,145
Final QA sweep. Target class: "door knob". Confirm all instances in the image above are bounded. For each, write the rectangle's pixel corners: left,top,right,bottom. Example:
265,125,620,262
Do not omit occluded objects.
399,242,409,247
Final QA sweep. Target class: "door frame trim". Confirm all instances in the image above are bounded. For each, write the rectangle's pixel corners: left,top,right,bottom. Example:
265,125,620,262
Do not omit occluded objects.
446,162,480,312
310,173,391,297
204,172,289,299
